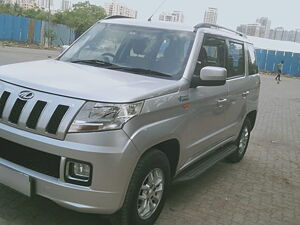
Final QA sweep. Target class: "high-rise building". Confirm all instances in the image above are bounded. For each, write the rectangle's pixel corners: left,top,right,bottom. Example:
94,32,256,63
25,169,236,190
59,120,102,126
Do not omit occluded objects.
104,1,137,19
3,0,44,9
203,7,218,25
61,0,71,11
274,27,284,40
269,29,275,39
237,24,263,37
282,30,290,41
38,0,53,10
288,30,297,42
237,25,247,34
246,24,261,36
256,17,271,38
159,11,184,23
295,29,300,43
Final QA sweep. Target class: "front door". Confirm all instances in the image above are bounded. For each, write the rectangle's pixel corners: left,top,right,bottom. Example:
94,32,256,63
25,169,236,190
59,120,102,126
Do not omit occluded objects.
185,35,229,160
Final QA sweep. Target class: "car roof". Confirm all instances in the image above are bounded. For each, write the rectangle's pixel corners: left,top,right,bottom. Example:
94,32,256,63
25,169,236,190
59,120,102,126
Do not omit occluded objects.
101,19,195,32
101,19,251,44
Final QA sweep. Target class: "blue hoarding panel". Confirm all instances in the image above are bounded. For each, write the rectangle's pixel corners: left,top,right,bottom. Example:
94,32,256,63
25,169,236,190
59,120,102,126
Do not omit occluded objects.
283,52,293,75
290,53,300,76
266,50,276,72
20,17,29,42
255,49,267,71
34,20,42,43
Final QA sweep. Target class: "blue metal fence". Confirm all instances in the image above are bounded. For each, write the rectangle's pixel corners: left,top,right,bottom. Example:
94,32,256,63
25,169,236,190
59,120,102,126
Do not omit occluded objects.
0,14,75,46
255,49,300,76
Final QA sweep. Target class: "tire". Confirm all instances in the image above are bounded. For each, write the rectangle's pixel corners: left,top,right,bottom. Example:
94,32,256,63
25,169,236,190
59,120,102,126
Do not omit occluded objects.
110,150,171,225
226,118,252,163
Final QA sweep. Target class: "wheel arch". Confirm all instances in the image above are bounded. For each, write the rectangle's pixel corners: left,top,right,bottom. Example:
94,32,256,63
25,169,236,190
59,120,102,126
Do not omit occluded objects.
139,139,180,178
246,110,257,131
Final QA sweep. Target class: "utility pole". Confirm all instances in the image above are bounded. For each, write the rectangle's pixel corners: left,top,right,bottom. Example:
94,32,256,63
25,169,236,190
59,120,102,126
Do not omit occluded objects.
47,0,51,47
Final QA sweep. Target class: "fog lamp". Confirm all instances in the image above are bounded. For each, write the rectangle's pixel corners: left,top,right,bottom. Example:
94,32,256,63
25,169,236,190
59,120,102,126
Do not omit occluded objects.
65,159,92,186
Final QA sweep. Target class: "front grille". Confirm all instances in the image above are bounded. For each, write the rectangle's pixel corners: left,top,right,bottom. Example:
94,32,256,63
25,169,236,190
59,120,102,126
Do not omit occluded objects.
0,82,84,139
46,105,70,134
26,100,47,129
0,137,61,178
9,99,27,124
0,91,10,118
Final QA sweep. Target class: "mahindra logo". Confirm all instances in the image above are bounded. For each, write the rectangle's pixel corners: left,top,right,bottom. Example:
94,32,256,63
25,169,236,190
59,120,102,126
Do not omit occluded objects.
18,90,34,100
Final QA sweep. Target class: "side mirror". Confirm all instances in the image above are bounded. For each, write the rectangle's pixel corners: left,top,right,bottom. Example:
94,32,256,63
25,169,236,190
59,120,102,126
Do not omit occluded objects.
191,66,227,87
61,45,70,53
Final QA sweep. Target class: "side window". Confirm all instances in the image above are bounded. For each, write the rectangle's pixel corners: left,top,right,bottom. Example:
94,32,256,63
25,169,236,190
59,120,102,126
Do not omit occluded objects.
226,41,245,78
194,36,226,75
248,44,258,75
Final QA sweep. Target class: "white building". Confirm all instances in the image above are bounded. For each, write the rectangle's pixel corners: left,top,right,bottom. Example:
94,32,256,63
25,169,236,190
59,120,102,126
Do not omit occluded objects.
104,1,137,19
4,0,45,9
203,7,218,25
40,0,53,10
274,27,284,40
256,17,271,38
237,24,264,37
61,0,71,11
159,11,184,23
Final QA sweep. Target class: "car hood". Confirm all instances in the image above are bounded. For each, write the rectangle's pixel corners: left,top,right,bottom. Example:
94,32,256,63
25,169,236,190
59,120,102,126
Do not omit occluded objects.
0,60,181,103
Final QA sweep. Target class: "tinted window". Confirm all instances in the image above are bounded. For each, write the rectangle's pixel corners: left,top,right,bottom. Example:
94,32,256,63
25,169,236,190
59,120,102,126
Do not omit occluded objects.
194,36,226,75
226,41,245,77
248,44,258,75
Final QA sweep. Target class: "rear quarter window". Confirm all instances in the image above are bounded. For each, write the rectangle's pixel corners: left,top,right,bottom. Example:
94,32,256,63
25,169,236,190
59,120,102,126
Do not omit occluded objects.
226,41,245,78
248,44,259,75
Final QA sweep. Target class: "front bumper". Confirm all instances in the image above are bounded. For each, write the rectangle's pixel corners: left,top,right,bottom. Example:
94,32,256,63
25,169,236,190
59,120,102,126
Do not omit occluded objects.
0,123,139,214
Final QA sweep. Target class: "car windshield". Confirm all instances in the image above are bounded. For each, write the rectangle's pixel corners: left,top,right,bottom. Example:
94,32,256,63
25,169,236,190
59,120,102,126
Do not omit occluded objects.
59,22,195,80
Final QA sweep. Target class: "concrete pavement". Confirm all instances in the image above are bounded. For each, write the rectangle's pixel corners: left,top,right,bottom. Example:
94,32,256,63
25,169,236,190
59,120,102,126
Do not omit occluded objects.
0,46,59,66
0,47,299,225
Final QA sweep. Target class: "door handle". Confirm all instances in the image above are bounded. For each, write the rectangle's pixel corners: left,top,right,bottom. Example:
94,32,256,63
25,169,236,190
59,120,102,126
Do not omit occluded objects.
217,98,228,104
242,91,250,98
217,98,228,108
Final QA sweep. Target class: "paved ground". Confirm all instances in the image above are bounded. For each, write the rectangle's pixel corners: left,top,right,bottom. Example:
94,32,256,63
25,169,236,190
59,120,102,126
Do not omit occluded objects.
0,47,299,225
0,46,59,66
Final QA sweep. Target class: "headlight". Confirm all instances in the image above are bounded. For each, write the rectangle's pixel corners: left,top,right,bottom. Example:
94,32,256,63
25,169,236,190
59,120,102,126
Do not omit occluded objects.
68,101,143,133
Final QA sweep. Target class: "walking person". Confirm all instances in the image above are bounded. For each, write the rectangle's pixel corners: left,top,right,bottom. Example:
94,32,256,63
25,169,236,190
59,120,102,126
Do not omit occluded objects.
275,60,284,83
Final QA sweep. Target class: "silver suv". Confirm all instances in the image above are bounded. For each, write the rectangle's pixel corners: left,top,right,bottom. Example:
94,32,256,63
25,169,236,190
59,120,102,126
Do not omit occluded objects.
0,18,260,225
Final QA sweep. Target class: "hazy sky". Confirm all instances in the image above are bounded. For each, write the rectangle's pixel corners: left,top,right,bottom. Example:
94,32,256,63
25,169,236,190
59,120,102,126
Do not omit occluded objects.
54,0,300,30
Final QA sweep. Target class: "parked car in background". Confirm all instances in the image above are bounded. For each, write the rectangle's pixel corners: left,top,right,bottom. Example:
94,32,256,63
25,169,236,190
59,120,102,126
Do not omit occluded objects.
0,18,260,225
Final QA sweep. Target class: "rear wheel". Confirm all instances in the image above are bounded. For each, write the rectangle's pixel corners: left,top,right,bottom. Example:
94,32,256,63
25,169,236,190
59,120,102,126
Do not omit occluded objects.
226,118,251,163
111,150,171,225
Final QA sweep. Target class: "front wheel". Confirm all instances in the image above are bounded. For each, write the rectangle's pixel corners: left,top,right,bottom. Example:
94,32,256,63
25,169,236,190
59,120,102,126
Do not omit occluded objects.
226,118,252,163
111,150,171,225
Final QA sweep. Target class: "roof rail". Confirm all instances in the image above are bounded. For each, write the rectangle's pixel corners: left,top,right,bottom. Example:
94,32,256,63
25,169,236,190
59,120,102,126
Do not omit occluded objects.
194,23,246,38
104,15,133,20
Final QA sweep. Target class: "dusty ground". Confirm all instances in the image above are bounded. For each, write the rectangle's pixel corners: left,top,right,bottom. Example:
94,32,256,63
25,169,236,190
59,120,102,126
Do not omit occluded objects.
0,47,299,225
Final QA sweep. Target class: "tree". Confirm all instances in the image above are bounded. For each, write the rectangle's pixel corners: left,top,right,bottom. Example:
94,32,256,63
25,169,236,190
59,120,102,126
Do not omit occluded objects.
0,1,106,37
0,3,48,20
52,1,106,37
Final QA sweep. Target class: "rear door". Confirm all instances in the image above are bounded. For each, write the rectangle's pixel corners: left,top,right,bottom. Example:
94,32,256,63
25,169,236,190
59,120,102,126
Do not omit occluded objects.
224,39,248,138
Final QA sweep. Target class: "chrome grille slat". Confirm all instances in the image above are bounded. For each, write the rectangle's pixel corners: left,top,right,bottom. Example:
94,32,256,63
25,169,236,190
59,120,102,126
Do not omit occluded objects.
46,105,69,135
8,98,27,124
18,99,38,129
1,92,18,121
26,101,47,129
0,81,85,140
35,102,61,134
0,91,10,118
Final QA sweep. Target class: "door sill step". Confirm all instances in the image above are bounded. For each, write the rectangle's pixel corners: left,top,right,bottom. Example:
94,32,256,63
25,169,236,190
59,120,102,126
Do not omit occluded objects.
173,144,237,183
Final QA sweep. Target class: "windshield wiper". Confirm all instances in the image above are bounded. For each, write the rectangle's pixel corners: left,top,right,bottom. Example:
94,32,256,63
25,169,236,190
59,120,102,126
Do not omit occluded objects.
71,61,173,78
70,59,113,67
107,66,172,78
